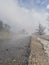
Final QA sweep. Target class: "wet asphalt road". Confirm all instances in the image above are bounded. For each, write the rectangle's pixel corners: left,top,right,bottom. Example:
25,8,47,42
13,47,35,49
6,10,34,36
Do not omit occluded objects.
0,34,31,65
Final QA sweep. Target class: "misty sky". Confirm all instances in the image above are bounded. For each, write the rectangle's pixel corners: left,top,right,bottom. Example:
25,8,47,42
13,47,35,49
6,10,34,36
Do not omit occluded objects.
0,0,49,33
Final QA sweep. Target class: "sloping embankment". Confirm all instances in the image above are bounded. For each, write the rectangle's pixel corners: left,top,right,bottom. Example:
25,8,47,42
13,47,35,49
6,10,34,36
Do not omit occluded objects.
28,36,49,65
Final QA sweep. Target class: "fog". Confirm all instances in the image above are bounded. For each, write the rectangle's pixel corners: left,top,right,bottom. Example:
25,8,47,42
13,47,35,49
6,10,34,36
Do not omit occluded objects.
0,0,49,65
0,0,49,34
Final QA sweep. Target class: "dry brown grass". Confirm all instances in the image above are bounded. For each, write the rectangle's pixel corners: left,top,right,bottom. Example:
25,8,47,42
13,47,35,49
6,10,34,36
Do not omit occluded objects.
0,31,12,39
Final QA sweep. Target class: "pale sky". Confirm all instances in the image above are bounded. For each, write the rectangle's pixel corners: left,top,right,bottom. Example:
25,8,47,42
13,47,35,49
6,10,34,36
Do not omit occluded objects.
0,0,49,33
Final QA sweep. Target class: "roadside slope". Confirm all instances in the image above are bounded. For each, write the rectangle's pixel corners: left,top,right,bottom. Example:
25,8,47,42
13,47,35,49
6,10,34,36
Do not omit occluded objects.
28,36,49,65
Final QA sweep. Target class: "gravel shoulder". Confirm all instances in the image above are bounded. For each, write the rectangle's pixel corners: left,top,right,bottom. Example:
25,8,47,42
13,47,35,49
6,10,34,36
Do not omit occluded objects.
28,36,49,65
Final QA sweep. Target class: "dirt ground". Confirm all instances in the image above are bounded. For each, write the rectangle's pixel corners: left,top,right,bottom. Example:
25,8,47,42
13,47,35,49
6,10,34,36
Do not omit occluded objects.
28,35,49,65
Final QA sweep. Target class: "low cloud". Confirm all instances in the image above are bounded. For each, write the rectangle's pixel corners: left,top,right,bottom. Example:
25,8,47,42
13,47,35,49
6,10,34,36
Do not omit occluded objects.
47,5,49,9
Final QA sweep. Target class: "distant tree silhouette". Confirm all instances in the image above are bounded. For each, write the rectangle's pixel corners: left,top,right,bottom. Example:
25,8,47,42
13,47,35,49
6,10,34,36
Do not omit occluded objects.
0,20,3,31
35,23,46,35
0,20,11,31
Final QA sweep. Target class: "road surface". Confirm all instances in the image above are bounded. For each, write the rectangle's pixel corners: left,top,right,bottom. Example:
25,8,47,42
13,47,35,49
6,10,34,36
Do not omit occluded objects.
0,34,31,65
